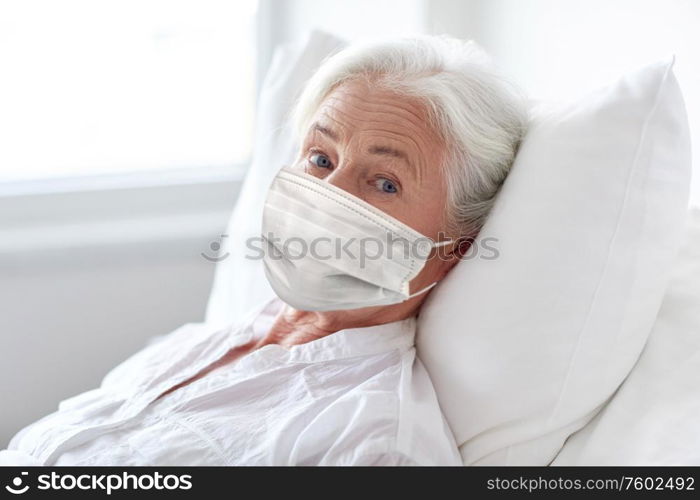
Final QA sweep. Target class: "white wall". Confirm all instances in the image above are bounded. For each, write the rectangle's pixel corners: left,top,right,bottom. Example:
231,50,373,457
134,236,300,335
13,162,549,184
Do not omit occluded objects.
264,0,427,47
0,179,239,448
426,0,700,204
0,248,215,447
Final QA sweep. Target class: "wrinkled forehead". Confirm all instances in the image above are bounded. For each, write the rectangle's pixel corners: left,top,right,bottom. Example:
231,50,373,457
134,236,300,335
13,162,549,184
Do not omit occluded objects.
306,79,447,169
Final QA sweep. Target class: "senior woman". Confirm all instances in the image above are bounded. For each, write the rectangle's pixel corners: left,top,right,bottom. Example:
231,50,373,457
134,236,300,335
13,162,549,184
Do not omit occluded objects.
1,34,527,466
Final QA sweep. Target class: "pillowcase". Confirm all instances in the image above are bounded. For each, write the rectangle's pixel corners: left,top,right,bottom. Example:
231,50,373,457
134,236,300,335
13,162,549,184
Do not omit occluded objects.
205,30,347,326
416,56,692,465
552,207,700,465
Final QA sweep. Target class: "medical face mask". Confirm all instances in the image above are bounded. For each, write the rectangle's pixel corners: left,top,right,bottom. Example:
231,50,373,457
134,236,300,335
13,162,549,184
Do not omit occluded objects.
261,165,452,311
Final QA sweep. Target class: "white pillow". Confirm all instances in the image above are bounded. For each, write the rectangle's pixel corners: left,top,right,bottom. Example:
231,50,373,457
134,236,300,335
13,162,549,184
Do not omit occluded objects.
552,207,700,465
416,56,692,465
205,30,347,326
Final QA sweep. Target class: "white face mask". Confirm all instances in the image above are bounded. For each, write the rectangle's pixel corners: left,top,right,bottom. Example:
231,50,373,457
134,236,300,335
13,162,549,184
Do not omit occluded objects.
261,165,452,311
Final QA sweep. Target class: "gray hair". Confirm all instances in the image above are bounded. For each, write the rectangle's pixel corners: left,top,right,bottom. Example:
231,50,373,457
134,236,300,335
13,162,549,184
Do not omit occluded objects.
288,34,529,239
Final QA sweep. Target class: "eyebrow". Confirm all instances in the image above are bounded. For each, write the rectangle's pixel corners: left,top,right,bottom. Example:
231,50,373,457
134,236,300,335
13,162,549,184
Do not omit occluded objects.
311,121,414,171
367,144,411,166
312,122,339,142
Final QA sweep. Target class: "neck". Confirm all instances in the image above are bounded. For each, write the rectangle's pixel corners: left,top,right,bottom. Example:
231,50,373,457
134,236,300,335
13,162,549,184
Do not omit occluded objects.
259,298,422,349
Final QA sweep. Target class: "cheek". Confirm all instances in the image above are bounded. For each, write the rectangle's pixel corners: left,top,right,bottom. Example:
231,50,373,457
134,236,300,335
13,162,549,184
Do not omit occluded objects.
382,198,446,241
402,183,450,238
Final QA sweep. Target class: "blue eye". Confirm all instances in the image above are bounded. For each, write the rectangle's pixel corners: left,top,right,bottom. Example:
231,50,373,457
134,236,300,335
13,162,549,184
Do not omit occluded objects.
376,178,398,194
310,152,332,169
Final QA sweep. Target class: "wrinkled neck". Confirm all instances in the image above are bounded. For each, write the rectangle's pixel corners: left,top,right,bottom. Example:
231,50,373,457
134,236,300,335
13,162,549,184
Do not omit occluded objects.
259,300,422,349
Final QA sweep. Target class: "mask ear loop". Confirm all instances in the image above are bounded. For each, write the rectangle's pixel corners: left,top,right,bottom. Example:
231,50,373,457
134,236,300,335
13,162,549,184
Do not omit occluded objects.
405,281,439,300
433,239,454,248
404,238,455,300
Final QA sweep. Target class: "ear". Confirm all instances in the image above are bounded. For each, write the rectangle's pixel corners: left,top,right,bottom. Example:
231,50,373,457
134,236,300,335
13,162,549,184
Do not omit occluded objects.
434,235,474,281
454,235,476,259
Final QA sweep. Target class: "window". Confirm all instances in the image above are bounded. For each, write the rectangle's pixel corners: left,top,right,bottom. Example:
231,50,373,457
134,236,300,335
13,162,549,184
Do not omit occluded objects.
0,0,258,182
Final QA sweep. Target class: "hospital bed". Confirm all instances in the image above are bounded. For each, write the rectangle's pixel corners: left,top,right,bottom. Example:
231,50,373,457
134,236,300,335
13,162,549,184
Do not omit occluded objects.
205,29,700,465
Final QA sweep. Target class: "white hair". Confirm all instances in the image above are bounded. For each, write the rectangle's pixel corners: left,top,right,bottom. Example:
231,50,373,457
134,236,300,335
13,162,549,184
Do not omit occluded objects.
288,34,529,239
